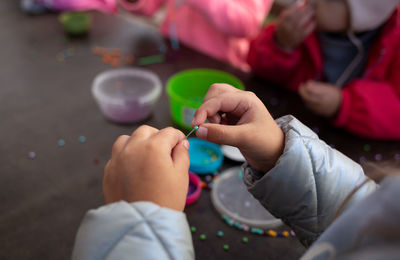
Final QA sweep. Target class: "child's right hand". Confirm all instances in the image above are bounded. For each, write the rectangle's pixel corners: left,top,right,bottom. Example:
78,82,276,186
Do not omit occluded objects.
274,1,316,51
192,84,285,173
103,126,190,212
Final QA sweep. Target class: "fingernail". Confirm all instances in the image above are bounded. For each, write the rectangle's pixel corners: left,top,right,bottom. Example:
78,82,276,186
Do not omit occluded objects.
182,140,190,150
196,126,208,139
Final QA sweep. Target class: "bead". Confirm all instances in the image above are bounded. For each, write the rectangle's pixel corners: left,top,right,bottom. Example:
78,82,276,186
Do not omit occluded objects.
395,154,400,161
223,244,229,251
58,139,65,147
290,230,296,237
242,225,250,232
194,125,199,130
222,215,234,226
217,231,224,237
78,135,86,143
190,226,196,233
268,230,277,237
200,234,206,240
359,156,367,164
250,228,263,235
375,154,382,161
242,237,248,243
233,222,243,230
363,144,371,152
282,231,290,237
28,151,36,159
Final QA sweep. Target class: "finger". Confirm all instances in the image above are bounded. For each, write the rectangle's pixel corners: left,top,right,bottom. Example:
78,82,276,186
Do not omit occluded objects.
298,7,315,28
208,113,222,124
302,21,316,38
131,125,159,138
196,123,247,147
171,139,190,173
111,135,130,158
152,127,186,152
287,2,313,25
203,83,240,103
192,92,252,126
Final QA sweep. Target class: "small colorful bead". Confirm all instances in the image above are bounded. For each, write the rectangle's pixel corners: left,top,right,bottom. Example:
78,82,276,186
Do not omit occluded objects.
78,136,87,143
268,230,277,237
200,234,206,240
363,144,371,152
282,231,290,237
217,231,224,237
375,153,382,161
58,139,65,147
190,226,197,233
194,125,199,130
223,244,229,251
28,151,36,159
242,237,248,243
359,156,367,163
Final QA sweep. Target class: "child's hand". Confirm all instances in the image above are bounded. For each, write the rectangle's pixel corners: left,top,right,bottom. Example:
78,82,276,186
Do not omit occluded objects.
192,84,285,173
103,126,190,212
274,1,316,51
299,81,342,118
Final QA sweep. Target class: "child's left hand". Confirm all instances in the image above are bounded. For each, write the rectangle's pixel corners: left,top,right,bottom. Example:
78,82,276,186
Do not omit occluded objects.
299,81,342,118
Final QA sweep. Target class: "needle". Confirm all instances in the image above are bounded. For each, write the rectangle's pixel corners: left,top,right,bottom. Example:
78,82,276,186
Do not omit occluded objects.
186,126,199,138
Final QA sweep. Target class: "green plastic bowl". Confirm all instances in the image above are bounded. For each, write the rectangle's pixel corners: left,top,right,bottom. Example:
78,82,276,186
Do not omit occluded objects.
59,12,92,36
166,69,245,130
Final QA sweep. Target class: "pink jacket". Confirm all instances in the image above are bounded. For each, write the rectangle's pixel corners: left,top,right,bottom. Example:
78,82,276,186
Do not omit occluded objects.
120,0,273,72
248,9,400,140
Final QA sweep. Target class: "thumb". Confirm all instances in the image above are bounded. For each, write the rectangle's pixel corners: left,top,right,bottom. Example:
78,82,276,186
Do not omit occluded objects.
172,140,190,172
195,123,243,146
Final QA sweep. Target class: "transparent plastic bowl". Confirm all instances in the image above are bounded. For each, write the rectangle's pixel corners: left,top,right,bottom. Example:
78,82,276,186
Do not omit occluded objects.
92,68,162,123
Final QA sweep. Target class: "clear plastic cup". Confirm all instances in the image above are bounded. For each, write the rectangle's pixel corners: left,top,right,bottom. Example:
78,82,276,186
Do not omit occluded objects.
92,68,162,123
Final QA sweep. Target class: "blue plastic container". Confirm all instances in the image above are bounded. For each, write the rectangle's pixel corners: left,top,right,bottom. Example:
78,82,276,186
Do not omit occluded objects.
188,138,224,174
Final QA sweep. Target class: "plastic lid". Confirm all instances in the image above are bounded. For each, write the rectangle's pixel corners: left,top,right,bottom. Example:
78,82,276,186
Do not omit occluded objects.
92,68,162,107
221,145,245,162
211,167,283,229
188,138,223,174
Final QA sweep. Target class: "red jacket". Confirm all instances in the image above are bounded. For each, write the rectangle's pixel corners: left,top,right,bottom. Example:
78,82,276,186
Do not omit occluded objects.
248,8,400,140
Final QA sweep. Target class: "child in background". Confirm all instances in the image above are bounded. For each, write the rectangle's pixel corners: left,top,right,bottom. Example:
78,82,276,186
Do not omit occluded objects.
72,84,400,259
119,0,273,72
247,0,400,139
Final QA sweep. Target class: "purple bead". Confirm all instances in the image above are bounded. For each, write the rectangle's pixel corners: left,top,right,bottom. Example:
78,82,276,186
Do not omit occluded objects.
359,156,367,164
28,151,36,159
242,225,250,232
394,154,400,161
374,154,383,161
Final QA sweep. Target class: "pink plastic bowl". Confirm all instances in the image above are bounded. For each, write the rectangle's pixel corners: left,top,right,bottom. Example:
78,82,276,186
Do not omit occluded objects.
186,172,202,206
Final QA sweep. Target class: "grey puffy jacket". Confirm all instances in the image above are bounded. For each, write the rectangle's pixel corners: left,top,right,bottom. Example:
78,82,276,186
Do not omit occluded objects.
73,115,400,260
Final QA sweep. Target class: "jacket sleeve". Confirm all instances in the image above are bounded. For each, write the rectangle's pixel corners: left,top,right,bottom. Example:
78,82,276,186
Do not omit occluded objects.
119,0,165,16
185,0,273,38
242,115,377,246
72,201,194,260
335,76,400,140
247,25,322,91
